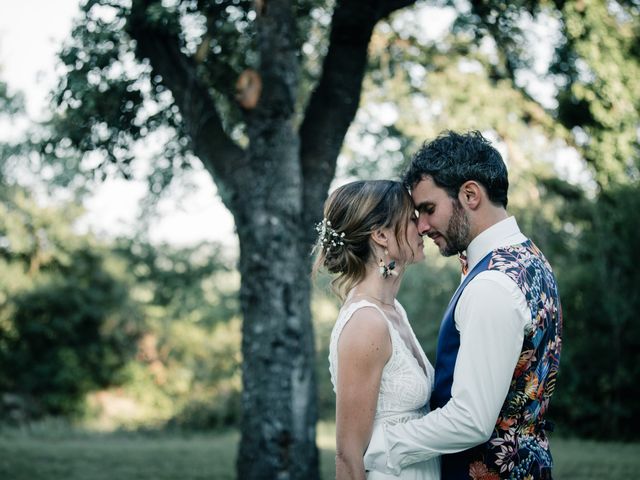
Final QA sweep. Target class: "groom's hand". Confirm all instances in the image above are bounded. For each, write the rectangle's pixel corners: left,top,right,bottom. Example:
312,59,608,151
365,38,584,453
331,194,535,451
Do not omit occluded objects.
363,423,402,476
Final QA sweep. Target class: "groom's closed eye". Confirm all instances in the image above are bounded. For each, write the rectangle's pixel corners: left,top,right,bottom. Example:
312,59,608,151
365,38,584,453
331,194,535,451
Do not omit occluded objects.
417,204,435,215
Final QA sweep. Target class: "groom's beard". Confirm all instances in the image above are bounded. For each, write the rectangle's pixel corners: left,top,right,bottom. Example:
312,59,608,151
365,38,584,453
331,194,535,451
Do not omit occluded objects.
440,199,470,257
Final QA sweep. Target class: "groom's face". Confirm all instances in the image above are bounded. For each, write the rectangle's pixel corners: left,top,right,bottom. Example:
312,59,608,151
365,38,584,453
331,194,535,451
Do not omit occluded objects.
412,176,470,257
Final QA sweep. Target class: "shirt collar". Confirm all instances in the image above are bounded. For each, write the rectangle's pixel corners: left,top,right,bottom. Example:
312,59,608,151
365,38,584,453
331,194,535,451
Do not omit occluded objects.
465,216,527,272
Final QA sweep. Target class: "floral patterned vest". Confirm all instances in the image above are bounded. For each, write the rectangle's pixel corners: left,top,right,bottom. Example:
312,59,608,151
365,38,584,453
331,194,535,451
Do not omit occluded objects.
431,240,562,480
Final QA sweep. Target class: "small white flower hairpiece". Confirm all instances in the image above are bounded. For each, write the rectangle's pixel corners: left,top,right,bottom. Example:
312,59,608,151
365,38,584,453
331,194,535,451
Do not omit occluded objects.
315,218,346,253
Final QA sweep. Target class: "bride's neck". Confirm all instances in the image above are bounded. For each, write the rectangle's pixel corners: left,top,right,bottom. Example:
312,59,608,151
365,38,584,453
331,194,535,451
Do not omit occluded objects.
351,263,403,305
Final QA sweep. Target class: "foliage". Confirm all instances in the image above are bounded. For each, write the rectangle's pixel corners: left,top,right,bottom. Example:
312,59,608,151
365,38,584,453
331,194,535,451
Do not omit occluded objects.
0,80,23,118
40,0,333,194
341,8,571,183
113,239,238,328
116,239,242,429
43,0,182,186
550,182,640,440
76,239,242,430
551,0,640,186
0,181,142,417
0,179,243,426
0,79,28,181
1,252,140,416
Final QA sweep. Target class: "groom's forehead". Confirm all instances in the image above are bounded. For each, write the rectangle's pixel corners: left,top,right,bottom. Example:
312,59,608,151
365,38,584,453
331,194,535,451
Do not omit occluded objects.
411,176,446,202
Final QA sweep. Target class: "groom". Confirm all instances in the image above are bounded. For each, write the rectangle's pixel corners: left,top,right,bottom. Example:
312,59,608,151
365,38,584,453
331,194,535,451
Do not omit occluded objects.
364,131,562,479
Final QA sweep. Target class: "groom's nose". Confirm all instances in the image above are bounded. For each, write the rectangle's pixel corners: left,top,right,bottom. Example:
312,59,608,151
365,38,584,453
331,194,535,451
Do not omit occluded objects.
417,215,431,235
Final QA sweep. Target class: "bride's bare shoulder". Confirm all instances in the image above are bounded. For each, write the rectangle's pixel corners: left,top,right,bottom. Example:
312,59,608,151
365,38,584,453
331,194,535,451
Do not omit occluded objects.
338,304,390,356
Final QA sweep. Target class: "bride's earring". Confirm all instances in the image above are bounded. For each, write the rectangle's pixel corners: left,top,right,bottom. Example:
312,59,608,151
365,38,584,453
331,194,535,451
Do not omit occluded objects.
378,249,397,279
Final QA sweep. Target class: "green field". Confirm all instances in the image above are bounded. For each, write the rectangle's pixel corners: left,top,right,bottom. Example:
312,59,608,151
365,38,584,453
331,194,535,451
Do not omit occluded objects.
1,422,638,479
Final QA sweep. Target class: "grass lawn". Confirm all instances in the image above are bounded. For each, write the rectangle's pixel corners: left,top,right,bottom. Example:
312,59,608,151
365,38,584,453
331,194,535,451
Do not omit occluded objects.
0,428,239,480
1,422,638,479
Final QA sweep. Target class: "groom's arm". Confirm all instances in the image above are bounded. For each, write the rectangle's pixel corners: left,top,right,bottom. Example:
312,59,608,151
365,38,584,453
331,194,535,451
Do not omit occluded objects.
364,272,528,474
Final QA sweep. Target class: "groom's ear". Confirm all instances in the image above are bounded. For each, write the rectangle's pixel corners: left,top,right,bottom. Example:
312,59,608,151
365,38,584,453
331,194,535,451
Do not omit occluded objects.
458,181,482,210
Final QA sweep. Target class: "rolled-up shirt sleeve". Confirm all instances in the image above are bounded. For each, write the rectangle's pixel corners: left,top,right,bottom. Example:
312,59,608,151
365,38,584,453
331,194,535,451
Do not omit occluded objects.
364,271,529,474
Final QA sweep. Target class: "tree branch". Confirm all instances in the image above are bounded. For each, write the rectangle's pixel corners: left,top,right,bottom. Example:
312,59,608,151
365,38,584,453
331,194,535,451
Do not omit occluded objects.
127,0,246,210
299,0,417,240
469,1,578,150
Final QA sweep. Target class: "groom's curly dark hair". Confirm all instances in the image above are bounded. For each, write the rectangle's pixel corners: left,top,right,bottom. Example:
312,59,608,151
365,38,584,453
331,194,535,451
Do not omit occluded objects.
403,130,509,208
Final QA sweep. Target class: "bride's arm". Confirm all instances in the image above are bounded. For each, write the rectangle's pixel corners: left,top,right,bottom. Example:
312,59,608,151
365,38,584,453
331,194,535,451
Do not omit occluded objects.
335,308,392,480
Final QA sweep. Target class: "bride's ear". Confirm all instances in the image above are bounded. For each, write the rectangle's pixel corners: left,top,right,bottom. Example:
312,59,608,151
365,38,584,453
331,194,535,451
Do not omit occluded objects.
370,229,389,249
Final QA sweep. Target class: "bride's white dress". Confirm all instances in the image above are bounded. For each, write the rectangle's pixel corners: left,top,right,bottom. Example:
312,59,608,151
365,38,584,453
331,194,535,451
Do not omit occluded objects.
329,299,441,480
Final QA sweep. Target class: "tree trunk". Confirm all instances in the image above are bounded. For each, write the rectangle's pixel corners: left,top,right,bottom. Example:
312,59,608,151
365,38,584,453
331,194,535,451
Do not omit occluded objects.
236,217,318,479
234,136,319,479
234,3,318,477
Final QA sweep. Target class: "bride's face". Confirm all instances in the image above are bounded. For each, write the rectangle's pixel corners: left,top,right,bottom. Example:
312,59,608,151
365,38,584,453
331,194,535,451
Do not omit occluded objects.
386,213,425,265
404,212,425,264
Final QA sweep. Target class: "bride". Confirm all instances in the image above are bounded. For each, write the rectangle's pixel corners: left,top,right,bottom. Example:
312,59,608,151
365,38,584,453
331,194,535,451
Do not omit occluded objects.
314,180,440,480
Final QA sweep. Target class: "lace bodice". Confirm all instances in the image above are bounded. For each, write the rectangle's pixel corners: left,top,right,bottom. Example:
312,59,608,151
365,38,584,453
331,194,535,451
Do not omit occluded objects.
328,299,434,425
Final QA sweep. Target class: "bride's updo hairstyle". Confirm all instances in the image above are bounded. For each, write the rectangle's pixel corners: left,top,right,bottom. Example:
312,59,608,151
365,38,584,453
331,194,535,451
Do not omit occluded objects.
313,180,416,299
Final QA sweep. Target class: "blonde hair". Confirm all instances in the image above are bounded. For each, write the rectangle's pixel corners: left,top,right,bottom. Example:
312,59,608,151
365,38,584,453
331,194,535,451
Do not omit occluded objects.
313,180,416,300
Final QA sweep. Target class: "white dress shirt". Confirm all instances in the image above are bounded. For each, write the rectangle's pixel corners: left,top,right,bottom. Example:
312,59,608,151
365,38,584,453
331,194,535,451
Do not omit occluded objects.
364,216,530,474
